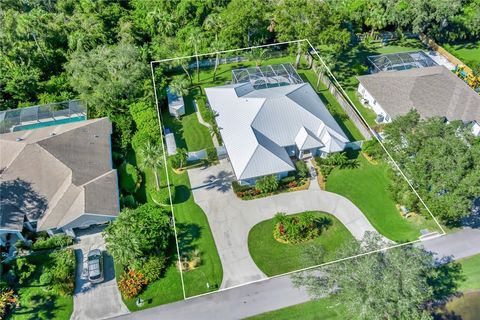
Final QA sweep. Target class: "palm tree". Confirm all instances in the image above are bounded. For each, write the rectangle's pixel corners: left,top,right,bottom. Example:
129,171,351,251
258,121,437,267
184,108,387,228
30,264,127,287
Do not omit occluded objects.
139,141,163,191
188,28,203,83
210,39,226,81
247,48,269,67
169,76,190,97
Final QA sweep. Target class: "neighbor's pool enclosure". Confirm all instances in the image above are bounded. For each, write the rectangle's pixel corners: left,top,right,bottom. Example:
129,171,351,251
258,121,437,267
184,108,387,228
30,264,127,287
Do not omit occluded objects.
0,100,86,134
232,63,304,89
367,51,438,73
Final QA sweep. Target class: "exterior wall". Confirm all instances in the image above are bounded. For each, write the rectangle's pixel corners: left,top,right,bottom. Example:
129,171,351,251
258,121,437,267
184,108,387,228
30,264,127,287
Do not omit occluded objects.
472,121,480,137
239,170,293,186
357,84,392,123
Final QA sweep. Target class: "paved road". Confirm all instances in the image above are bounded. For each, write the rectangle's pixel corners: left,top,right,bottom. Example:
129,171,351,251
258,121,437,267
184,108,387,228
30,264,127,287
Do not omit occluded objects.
114,275,309,320
188,159,387,289
112,228,480,320
71,231,128,320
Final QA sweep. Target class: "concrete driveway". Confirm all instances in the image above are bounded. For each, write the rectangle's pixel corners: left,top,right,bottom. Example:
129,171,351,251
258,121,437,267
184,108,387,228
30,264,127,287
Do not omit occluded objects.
188,159,382,289
71,228,129,320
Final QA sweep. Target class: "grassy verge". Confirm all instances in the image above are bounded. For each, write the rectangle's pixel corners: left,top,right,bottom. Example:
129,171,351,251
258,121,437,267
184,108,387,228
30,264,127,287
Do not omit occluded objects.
248,212,354,276
120,147,222,310
161,92,214,152
443,41,480,67
247,297,346,320
458,254,480,291
325,151,440,242
8,252,74,320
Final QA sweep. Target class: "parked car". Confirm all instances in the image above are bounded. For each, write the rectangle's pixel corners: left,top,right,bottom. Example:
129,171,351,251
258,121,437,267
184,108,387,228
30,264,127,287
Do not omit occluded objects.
87,249,104,283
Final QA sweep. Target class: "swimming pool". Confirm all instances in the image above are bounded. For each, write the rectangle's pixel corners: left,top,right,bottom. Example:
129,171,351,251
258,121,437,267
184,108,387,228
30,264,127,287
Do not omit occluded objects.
12,116,86,132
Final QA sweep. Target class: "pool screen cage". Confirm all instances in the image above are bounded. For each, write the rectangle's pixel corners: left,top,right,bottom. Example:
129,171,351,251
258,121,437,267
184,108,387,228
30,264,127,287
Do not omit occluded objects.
0,100,86,134
367,51,438,74
232,63,304,89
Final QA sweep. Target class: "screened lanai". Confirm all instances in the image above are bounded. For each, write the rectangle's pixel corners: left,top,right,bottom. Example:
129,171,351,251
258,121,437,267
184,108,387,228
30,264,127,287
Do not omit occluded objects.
231,63,303,89
367,51,438,74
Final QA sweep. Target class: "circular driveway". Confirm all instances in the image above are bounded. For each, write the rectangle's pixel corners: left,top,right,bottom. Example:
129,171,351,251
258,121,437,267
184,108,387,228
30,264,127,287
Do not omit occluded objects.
188,160,383,289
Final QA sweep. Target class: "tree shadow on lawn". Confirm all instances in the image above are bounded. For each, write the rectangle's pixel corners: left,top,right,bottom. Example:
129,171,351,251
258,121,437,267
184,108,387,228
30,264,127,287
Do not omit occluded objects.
176,222,202,255
172,185,191,204
13,292,58,320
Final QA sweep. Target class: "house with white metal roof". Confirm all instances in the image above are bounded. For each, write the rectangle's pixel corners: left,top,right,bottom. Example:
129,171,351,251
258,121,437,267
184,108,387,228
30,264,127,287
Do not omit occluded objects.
205,64,349,184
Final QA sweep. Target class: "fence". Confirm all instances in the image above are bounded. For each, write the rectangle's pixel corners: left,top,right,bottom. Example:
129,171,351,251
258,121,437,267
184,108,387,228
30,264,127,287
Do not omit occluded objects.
0,100,86,134
311,62,372,140
419,33,473,76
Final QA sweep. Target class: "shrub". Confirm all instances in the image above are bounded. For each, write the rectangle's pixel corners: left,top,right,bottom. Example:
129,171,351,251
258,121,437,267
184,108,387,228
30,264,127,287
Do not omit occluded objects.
118,268,148,299
295,160,309,178
15,257,36,284
118,162,142,194
139,255,167,282
273,212,329,244
149,186,175,205
279,176,296,185
362,139,383,160
314,156,326,166
50,249,76,296
319,165,333,179
325,152,348,166
206,147,218,163
169,148,188,169
39,272,53,285
0,289,17,319
31,234,73,251
120,194,137,208
232,181,253,193
255,175,279,194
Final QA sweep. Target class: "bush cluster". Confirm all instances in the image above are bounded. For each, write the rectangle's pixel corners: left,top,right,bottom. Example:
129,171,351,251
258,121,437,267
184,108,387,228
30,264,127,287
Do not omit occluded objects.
118,162,142,194
31,234,73,251
255,175,279,193
149,186,176,205
138,255,167,283
362,139,383,160
118,268,148,299
295,160,309,178
273,212,330,244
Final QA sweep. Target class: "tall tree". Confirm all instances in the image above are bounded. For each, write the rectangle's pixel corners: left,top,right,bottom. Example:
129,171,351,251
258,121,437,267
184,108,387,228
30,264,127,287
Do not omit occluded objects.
139,141,164,191
293,233,463,320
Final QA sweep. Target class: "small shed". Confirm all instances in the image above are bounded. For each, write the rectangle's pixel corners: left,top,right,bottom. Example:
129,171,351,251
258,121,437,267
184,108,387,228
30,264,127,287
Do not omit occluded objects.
167,87,185,118
165,129,177,155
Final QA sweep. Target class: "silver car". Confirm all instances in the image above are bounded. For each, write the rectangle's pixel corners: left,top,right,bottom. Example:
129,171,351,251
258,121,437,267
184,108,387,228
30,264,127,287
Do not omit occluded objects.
87,249,104,283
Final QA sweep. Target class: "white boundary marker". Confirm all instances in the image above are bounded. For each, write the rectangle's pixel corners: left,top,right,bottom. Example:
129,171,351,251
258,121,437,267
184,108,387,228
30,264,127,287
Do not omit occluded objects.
149,39,446,302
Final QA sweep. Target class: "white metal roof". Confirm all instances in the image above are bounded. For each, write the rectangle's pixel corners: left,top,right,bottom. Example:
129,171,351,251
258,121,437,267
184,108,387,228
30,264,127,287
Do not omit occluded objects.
205,82,348,180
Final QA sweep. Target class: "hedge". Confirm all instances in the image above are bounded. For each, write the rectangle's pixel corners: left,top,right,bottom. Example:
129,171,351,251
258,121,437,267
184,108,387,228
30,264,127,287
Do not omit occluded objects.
31,234,73,251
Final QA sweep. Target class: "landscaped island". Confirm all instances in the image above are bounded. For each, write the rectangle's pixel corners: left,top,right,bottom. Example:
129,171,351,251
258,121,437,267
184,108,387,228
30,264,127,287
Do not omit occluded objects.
248,211,354,276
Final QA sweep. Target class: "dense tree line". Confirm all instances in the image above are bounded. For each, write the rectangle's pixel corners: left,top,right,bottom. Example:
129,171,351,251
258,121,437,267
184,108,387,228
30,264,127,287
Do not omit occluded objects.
382,110,480,226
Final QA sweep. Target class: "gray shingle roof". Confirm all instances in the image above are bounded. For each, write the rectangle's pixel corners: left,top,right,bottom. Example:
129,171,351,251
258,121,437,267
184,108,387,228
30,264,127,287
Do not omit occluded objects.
0,118,119,231
357,66,480,122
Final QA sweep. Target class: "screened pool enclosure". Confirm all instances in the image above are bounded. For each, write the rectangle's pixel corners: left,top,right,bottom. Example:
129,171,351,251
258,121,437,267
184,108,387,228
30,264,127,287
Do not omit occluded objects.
367,51,438,73
232,63,303,89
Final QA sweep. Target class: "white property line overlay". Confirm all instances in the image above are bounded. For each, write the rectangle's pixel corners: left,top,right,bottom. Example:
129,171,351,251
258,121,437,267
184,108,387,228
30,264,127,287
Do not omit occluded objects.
150,63,187,300
149,39,446,302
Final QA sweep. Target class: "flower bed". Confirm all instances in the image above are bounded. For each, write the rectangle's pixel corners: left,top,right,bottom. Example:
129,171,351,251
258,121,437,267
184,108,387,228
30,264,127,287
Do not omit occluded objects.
232,176,309,200
272,212,331,244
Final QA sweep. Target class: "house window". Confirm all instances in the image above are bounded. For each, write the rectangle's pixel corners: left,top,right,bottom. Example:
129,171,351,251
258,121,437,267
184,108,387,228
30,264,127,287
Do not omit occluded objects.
373,99,376,105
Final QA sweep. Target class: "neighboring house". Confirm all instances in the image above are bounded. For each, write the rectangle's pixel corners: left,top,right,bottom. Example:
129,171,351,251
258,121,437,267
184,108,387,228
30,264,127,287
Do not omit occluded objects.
167,87,185,118
357,65,480,136
205,64,349,185
0,118,120,247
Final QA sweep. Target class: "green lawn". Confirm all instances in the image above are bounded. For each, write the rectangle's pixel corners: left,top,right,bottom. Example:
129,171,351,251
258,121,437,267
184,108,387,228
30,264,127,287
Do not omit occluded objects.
247,297,346,320
458,254,480,291
443,41,480,67
8,252,74,320
325,151,440,242
161,93,214,152
119,147,222,310
248,212,355,276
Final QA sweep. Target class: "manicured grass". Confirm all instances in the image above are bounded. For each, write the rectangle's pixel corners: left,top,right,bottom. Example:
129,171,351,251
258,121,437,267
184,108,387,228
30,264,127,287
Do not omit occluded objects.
443,41,480,67
248,212,355,276
247,297,346,320
458,254,480,291
169,167,223,297
119,148,222,309
161,93,214,152
325,151,440,242
445,291,480,320
9,252,74,320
